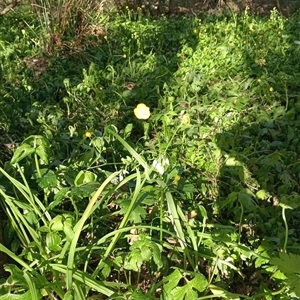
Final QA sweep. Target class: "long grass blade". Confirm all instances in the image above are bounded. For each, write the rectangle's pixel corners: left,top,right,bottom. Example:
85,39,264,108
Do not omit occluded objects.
66,171,119,290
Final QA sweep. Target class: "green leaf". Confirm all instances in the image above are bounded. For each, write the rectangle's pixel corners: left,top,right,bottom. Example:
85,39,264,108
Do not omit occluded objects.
70,182,101,199
10,144,35,164
163,269,182,296
256,189,268,200
279,193,300,210
38,169,58,189
270,252,300,297
10,135,50,164
50,214,73,233
47,187,70,210
119,201,147,223
74,170,97,186
63,291,73,300
270,252,300,275
172,285,190,300
151,241,163,270
124,248,143,272
210,285,240,299
0,291,34,300
46,232,62,251
190,273,208,293
124,234,162,272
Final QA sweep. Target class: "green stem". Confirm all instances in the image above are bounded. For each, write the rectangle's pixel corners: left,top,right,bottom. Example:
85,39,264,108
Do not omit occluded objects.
238,201,244,245
159,194,163,243
282,207,288,253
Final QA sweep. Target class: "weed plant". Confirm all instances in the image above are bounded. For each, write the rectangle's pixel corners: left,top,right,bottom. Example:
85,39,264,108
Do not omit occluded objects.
0,4,300,299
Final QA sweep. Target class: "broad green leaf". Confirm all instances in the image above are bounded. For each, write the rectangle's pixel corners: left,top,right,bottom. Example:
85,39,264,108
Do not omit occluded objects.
279,193,300,210
70,182,101,199
3,264,26,284
0,291,34,300
238,191,257,211
46,232,62,251
119,201,147,223
124,234,162,271
63,223,75,242
198,205,207,219
50,214,73,233
47,187,70,210
171,285,189,300
74,170,97,186
10,144,35,164
190,273,208,292
38,170,58,189
163,269,182,295
151,241,163,270
124,248,143,272
256,189,267,200
50,215,64,231
270,252,300,275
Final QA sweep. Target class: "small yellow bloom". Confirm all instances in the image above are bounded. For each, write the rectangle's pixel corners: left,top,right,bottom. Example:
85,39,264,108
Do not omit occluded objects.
104,35,107,40
85,131,93,138
257,78,261,83
123,54,127,58
173,175,181,184
181,114,190,125
269,87,274,92
193,29,197,34
134,103,150,120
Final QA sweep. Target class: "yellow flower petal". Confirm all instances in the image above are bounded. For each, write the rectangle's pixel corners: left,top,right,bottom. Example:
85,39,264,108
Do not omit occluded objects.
134,103,150,120
85,131,93,138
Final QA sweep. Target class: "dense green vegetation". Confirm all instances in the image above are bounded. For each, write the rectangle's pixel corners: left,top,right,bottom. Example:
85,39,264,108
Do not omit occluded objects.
0,3,300,299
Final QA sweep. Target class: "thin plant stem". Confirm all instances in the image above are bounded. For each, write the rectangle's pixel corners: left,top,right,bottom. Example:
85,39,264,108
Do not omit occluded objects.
282,207,288,253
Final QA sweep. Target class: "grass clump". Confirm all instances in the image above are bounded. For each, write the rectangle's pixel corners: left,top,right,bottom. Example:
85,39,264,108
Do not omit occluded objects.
0,3,300,299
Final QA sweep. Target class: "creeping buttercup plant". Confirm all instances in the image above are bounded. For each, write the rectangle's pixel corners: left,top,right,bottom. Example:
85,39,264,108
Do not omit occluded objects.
0,3,300,299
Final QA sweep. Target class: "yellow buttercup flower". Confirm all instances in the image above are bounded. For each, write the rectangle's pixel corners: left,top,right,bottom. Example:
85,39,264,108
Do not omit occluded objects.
134,103,150,120
85,131,93,138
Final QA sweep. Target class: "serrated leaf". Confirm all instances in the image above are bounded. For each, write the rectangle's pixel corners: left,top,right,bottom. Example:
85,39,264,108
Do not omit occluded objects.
70,182,101,199
119,201,147,223
38,170,58,189
171,285,189,300
124,248,143,272
163,269,182,296
287,274,300,297
270,252,300,275
190,273,208,292
140,244,152,261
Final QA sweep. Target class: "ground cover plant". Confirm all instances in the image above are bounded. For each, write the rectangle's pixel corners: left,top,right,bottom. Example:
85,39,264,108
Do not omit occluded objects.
0,2,300,299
